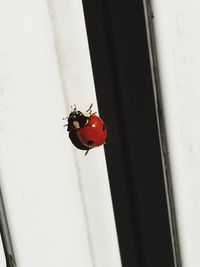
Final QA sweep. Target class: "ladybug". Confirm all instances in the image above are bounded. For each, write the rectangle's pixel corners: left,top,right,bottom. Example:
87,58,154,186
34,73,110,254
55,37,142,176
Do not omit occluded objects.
63,104,107,155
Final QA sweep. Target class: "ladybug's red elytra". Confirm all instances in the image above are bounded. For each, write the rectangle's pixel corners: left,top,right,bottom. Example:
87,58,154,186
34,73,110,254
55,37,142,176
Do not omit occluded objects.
63,104,107,155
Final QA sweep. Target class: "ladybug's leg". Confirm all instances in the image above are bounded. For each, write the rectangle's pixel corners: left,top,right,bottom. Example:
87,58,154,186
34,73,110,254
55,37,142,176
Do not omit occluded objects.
62,116,68,120
85,149,90,156
62,116,68,127
86,103,93,115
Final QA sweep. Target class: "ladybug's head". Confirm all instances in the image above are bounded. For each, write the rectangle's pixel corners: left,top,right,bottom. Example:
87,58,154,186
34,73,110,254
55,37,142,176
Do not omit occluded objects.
67,110,89,132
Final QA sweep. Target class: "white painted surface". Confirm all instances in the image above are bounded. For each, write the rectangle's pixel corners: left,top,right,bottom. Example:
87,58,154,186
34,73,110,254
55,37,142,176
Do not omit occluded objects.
48,0,121,266
0,237,6,266
151,1,200,266
0,0,121,266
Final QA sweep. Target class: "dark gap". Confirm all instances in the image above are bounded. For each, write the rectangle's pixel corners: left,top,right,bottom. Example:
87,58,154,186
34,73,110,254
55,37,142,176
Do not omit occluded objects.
82,0,175,267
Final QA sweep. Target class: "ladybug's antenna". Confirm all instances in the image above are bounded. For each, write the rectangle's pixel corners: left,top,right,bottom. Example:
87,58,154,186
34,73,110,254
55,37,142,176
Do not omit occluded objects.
70,105,77,112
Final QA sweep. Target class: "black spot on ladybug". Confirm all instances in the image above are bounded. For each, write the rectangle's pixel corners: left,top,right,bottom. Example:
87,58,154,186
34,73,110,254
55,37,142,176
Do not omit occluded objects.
87,140,94,145
102,125,105,132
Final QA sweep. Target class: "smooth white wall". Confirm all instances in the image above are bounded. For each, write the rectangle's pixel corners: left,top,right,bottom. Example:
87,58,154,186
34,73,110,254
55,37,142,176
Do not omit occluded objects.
151,1,200,266
48,0,121,266
0,0,121,266
0,237,5,266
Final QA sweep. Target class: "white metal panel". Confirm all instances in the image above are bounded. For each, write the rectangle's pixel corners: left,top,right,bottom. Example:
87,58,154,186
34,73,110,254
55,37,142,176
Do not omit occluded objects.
150,1,200,266
0,237,6,266
48,0,121,266
0,0,93,266
0,0,121,266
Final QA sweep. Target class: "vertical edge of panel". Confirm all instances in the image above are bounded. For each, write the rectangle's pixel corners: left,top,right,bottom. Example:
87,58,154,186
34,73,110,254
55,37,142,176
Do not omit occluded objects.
142,1,182,267
0,188,16,266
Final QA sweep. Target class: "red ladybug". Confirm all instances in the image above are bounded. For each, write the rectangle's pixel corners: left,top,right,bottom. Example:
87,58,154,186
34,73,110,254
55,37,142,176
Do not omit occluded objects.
77,114,107,148
63,104,107,154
